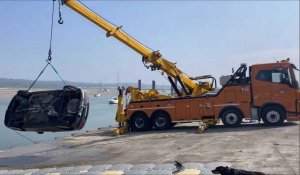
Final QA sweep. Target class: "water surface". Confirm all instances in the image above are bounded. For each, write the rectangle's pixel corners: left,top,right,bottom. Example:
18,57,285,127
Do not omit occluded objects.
0,92,117,150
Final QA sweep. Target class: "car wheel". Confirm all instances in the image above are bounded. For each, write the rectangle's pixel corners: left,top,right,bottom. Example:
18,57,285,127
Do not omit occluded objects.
221,108,243,127
152,110,172,130
130,112,150,132
78,103,89,129
261,106,285,126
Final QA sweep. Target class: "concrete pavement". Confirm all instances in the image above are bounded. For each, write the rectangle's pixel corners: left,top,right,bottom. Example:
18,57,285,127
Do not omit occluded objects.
0,122,299,175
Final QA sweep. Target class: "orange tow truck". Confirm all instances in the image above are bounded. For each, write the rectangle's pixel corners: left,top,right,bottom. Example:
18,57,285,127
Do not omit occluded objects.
62,0,299,132
127,59,300,131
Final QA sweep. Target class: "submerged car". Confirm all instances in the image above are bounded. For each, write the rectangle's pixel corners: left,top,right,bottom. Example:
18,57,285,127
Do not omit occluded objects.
5,86,89,133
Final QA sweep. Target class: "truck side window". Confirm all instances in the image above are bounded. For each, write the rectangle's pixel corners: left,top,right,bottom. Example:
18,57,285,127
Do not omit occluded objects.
272,69,290,85
271,71,281,83
256,69,291,85
256,70,271,81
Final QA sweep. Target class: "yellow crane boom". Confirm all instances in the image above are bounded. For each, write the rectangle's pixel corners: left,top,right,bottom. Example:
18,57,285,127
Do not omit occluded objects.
63,0,212,96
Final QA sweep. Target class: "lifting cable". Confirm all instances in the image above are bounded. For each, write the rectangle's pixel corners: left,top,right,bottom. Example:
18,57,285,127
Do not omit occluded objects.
27,0,65,91
15,0,66,144
13,130,37,144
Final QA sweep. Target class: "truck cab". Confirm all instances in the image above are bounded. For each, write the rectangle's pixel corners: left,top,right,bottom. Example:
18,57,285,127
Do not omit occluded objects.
250,59,300,124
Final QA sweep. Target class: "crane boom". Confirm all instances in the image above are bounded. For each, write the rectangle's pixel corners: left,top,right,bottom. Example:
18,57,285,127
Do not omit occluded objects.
63,0,212,95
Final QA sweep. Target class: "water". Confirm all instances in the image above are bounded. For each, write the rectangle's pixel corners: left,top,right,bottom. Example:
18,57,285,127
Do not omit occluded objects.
0,93,117,150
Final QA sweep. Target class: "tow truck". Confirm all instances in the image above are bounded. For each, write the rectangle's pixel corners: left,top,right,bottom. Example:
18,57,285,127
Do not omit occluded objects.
62,0,300,134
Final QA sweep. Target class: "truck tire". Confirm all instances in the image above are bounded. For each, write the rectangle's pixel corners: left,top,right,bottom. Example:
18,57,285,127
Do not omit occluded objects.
151,110,172,130
261,106,285,126
221,108,243,127
130,112,151,132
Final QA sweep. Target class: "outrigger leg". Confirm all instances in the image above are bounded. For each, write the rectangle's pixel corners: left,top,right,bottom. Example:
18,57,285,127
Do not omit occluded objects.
197,119,215,134
113,87,129,136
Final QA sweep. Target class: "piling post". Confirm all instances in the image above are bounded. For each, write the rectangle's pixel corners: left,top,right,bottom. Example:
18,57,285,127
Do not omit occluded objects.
138,79,142,90
152,80,155,89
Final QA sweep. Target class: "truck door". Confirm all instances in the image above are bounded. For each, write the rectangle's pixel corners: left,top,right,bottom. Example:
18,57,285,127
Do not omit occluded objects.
251,69,271,105
270,69,296,111
252,67,297,112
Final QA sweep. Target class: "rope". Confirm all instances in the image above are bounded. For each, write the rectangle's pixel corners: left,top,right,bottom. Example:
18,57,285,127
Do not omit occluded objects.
48,62,67,86
28,62,50,91
28,0,66,90
47,0,55,62
13,0,66,143
13,131,37,144
27,61,66,91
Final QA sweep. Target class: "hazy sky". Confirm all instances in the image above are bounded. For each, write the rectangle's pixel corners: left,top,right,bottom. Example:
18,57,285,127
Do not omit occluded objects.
0,1,299,85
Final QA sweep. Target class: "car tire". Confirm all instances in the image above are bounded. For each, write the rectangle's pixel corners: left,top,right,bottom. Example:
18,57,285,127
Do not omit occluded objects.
130,112,151,132
152,110,172,130
78,103,89,129
261,106,285,126
221,108,243,127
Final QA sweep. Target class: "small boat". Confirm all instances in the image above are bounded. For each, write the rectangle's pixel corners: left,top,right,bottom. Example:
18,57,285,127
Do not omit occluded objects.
94,81,102,97
94,92,101,97
108,97,118,104
5,86,89,133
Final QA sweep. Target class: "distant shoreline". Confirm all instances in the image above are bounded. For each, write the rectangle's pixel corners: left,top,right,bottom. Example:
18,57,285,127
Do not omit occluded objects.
0,87,119,97
0,88,18,97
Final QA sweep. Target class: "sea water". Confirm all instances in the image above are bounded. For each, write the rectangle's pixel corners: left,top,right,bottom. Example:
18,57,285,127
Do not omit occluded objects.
0,93,117,150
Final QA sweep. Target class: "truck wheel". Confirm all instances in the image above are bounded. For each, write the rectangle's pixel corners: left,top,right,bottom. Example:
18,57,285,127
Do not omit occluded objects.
261,106,285,126
221,108,243,127
130,112,151,132
152,110,171,130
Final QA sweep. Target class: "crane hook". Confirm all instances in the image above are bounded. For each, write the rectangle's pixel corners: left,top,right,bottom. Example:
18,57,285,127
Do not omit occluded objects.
58,18,63,24
58,11,63,24
57,0,64,24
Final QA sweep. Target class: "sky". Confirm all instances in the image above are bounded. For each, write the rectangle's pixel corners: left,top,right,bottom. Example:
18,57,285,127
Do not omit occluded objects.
0,0,299,85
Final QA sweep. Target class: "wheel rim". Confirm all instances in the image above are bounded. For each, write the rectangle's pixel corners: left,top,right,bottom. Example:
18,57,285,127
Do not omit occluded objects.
135,118,145,129
155,116,166,128
225,113,238,125
266,111,280,123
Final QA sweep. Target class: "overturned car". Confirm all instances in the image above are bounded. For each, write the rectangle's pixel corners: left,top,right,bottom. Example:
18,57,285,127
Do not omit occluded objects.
5,86,89,133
